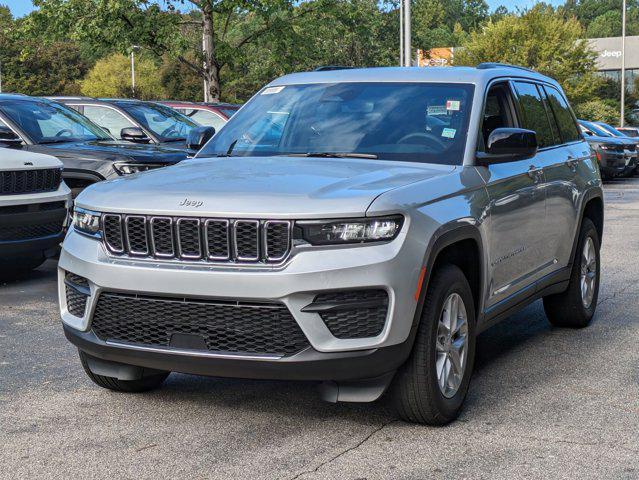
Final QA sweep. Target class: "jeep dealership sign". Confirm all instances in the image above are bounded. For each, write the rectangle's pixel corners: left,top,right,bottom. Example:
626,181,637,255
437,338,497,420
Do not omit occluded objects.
589,36,639,70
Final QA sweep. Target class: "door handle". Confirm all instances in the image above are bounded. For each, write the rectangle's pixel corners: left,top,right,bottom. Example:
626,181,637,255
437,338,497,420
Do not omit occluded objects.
567,159,578,171
527,166,543,180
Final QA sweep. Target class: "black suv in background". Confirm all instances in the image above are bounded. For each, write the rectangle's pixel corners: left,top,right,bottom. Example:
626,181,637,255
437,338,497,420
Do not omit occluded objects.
579,119,637,179
0,94,190,195
50,97,202,150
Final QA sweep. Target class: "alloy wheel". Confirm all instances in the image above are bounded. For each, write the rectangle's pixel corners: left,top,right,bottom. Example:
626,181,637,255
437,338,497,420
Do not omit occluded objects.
435,293,469,398
580,236,597,308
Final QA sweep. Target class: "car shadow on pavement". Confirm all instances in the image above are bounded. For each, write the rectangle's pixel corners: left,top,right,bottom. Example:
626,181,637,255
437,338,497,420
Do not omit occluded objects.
137,300,560,424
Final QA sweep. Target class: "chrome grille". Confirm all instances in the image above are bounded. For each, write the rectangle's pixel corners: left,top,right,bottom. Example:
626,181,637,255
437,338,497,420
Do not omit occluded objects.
102,214,291,264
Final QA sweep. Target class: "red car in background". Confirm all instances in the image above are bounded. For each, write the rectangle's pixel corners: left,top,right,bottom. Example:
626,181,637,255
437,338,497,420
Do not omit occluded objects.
160,101,240,131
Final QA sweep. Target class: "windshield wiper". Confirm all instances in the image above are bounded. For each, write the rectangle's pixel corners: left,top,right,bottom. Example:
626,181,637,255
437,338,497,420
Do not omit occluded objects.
216,139,238,157
283,152,378,159
38,138,76,144
163,137,186,142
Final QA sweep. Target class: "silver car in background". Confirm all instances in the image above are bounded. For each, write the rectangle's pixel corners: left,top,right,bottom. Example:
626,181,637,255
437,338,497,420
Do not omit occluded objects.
59,65,603,425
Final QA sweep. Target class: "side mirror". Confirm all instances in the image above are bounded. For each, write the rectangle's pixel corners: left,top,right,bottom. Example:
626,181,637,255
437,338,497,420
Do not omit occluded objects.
120,127,150,143
186,126,215,150
476,128,537,165
0,126,22,146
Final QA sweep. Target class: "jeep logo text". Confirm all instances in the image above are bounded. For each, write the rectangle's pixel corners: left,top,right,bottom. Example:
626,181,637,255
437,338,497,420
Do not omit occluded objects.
179,198,204,208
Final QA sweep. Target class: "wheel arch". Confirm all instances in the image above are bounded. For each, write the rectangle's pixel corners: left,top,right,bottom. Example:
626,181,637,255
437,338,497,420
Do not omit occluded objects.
411,223,485,336
569,188,604,268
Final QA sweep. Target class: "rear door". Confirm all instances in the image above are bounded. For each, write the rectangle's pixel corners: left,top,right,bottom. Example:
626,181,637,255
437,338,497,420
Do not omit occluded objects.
540,85,591,268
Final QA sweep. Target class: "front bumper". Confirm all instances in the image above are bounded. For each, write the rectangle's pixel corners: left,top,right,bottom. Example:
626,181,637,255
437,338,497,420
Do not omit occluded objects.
59,222,425,380
599,150,627,174
64,324,411,382
0,185,71,257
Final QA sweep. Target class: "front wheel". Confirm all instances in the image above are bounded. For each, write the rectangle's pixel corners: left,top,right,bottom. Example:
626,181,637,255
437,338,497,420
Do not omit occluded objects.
390,264,476,425
543,217,600,328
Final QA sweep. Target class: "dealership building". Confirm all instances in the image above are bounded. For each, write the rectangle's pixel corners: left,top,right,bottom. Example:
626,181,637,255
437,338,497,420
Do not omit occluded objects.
589,36,639,90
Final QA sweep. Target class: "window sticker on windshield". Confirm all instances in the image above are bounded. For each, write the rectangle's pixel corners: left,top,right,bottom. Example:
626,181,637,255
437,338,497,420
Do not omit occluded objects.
261,86,285,95
446,100,461,111
442,128,456,138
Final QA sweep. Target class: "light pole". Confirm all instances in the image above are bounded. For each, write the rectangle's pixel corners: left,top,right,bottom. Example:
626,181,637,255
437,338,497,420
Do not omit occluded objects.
0,58,3,93
621,0,627,127
399,0,404,66
130,45,140,98
403,0,412,67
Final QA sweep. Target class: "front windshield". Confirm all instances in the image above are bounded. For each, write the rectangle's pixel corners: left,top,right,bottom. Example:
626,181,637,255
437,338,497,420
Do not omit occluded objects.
582,121,612,137
597,122,624,137
198,82,474,165
118,102,197,142
0,99,111,144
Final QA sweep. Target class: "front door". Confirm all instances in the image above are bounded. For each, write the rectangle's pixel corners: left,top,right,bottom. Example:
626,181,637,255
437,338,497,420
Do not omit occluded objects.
479,82,549,309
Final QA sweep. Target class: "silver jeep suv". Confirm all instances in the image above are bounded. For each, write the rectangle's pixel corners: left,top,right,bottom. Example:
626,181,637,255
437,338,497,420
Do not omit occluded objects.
59,65,603,424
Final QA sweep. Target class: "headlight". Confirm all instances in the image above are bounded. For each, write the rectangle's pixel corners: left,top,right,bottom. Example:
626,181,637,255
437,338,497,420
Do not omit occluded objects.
297,216,403,245
113,162,165,175
599,144,616,150
73,207,101,237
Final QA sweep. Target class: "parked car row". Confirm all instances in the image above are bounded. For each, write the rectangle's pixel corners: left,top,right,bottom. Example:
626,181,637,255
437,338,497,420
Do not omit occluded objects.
579,119,639,180
0,94,238,196
0,94,238,275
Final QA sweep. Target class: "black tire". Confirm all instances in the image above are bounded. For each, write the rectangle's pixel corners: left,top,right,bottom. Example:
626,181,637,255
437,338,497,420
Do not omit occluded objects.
543,217,600,328
390,264,476,425
79,351,169,393
0,255,46,279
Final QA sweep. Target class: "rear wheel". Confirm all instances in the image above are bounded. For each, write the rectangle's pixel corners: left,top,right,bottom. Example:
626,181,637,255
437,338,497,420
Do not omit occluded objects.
390,264,476,425
543,217,600,328
0,255,46,279
79,351,169,393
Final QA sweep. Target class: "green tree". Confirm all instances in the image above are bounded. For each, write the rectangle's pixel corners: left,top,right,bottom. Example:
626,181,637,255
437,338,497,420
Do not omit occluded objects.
412,0,488,49
80,53,167,100
0,6,89,95
573,99,620,124
586,10,622,38
27,0,328,102
454,4,597,103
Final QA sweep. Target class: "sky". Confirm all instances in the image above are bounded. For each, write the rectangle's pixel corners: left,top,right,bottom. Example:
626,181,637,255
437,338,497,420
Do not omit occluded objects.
2,0,567,18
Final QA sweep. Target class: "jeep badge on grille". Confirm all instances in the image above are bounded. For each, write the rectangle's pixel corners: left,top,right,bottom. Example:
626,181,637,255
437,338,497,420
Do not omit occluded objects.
179,198,204,208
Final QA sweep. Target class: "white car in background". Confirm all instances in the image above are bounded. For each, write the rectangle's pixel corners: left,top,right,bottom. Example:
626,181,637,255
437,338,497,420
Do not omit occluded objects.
0,147,71,276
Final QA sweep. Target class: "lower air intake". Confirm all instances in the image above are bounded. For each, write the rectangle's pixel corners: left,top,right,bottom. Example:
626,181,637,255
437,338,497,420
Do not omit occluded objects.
90,293,310,357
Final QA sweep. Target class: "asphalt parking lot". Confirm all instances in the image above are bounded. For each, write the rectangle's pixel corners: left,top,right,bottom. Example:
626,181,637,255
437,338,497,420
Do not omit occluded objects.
1,179,639,480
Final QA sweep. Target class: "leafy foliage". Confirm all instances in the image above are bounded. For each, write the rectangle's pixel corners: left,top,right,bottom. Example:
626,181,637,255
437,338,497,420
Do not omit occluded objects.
574,99,621,124
454,5,598,107
80,53,167,99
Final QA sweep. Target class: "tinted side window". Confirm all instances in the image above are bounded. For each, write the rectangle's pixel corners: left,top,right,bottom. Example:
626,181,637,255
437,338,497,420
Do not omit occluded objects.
514,81,554,148
543,86,582,143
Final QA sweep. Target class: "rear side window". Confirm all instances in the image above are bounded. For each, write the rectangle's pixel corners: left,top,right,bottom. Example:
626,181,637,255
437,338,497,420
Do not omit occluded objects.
513,81,554,148
543,86,582,143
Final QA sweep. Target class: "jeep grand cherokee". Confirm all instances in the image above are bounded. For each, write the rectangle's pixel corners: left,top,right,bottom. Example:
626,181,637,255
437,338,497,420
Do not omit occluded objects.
59,65,603,425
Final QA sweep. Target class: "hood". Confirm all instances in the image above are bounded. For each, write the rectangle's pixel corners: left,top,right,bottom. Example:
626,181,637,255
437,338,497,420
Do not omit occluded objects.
76,156,455,218
28,140,189,164
0,147,62,170
584,135,628,145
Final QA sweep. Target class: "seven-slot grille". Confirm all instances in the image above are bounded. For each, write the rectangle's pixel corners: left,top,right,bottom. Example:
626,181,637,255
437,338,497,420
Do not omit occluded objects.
0,168,62,195
102,214,291,264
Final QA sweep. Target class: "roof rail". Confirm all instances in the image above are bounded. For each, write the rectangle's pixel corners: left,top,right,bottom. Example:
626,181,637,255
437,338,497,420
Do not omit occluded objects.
313,66,357,72
476,62,538,74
